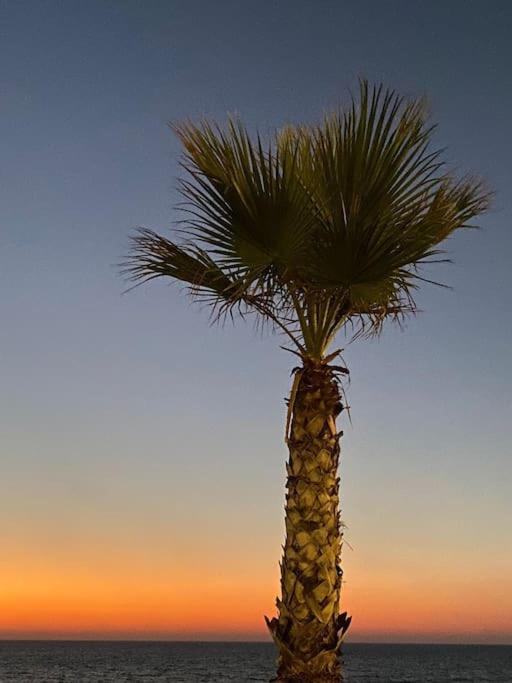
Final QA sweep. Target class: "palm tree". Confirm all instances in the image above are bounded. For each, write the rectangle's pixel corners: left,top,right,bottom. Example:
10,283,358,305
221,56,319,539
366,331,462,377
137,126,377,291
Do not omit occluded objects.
124,82,490,682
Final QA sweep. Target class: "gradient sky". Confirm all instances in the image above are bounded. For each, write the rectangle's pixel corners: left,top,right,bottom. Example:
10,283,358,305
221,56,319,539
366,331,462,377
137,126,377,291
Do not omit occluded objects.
1,0,511,643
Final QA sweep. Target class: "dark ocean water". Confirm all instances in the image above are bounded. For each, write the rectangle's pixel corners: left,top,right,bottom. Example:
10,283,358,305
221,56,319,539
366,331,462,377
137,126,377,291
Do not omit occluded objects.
0,641,511,682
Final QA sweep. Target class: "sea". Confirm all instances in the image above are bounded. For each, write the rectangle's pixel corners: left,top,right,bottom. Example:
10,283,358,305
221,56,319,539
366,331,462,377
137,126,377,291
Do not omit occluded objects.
0,641,511,682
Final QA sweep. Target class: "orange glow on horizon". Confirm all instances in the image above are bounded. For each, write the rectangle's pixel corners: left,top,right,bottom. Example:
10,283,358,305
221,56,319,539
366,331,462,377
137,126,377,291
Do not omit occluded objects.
2,550,511,642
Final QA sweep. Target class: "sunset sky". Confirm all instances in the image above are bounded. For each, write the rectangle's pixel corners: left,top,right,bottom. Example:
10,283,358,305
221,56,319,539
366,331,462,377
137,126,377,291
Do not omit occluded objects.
1,1,511,643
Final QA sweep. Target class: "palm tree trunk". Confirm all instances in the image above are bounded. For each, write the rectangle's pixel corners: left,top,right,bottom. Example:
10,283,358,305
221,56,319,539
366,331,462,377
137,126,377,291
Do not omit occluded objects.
266,358,351,682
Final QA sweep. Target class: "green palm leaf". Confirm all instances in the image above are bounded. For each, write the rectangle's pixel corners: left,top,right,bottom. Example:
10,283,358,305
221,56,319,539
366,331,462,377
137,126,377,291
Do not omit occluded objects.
124,80,490,358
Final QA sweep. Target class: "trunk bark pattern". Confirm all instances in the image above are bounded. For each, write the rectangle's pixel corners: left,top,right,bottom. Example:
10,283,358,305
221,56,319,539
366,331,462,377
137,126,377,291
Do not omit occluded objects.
266,360,351,682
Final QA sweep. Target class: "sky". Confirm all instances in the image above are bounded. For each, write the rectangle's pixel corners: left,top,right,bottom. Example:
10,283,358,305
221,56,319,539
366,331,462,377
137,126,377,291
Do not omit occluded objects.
0,0,511,643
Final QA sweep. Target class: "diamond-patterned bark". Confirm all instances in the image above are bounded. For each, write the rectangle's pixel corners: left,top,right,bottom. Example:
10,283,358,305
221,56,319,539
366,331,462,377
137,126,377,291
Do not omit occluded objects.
266,360,351,682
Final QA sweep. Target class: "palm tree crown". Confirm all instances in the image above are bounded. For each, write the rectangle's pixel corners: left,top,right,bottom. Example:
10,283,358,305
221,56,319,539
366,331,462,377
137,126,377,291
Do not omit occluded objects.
125,81,489,359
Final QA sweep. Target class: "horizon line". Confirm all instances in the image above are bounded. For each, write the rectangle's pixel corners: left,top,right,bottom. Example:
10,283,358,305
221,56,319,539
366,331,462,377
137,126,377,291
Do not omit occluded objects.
1,639,511,646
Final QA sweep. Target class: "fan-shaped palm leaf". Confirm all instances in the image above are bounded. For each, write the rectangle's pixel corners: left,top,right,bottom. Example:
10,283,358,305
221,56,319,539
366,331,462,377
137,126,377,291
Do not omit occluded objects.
125,80,489,358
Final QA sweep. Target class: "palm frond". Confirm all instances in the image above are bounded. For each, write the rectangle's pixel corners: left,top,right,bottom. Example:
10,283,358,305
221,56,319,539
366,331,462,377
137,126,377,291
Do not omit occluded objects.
124,81,491,359
173,118,318,275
